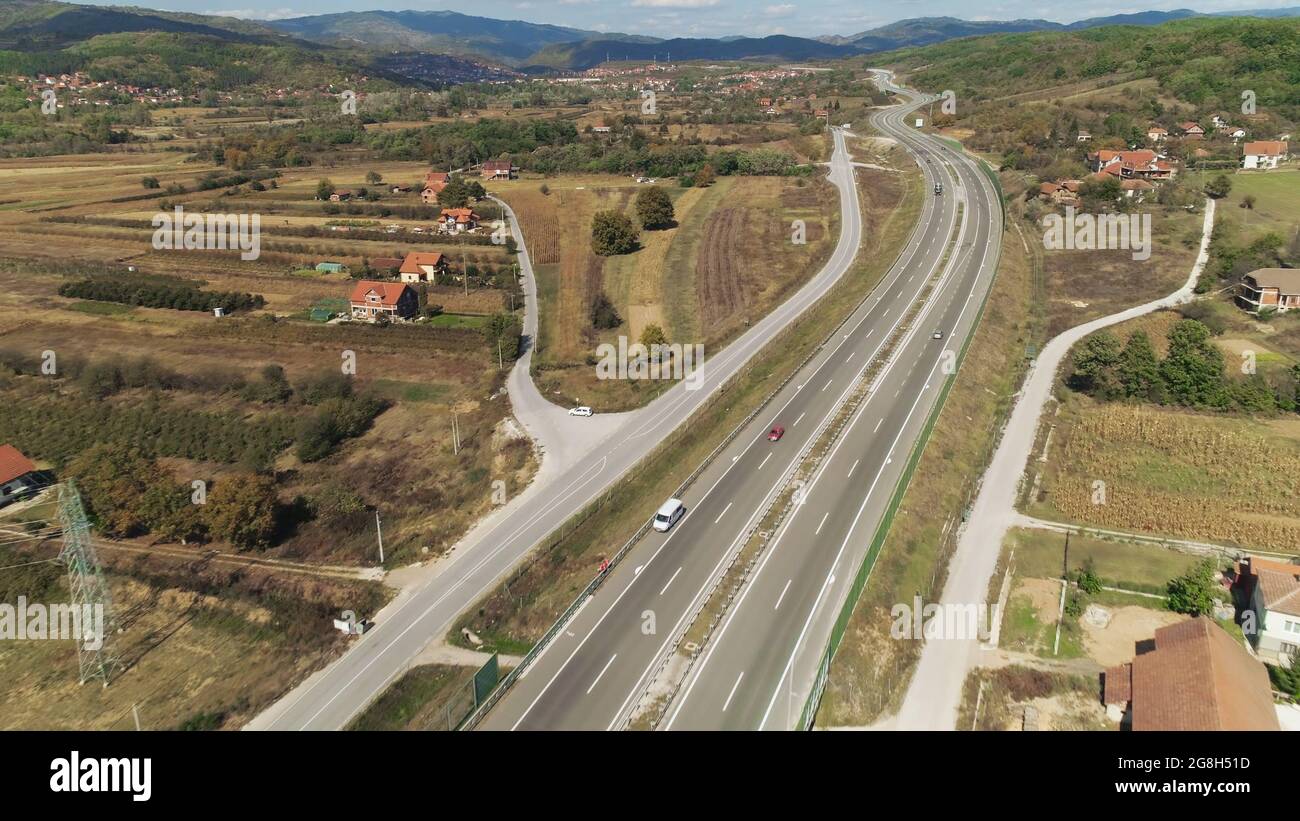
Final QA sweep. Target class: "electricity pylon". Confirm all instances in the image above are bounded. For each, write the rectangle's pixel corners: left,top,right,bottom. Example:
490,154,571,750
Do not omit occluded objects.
57,481,117,686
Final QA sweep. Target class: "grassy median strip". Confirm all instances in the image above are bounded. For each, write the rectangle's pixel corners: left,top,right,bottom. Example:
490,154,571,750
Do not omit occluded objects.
450,159,924,655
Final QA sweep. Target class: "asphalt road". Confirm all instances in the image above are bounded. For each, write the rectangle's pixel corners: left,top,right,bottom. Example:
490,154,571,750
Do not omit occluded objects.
891,198,1215,730
480,74,1004,730
251,112,873,731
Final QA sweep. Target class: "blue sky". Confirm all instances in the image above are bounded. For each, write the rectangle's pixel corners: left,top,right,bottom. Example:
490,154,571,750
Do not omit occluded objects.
88,0,1288,38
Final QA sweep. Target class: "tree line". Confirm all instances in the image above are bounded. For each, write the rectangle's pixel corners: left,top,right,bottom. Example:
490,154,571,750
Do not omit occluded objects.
59,276,265,314
1069,316,1299,414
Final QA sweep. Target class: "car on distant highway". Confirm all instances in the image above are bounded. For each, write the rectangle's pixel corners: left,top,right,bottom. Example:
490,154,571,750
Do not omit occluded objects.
934,182,944,195
653,498,685,532
568,406,593,417
932,330,944,340
767,425,785,442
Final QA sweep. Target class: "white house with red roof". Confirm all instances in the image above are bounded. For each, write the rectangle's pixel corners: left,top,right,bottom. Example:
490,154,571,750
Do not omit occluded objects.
1242,140,1289,170
438,207,480,234
1238,556,1300,665
349,281,418,321
398,252,446,283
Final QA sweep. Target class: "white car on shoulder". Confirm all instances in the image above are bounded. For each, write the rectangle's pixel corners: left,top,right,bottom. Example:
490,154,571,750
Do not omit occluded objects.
568,406,593,417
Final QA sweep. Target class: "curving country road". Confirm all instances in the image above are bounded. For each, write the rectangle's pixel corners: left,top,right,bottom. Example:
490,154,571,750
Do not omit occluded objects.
250,112,876,731
478,72,1005,731
891,197,1216,730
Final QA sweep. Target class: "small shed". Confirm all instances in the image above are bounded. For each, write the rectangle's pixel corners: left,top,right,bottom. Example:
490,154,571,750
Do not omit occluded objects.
316,262,346,274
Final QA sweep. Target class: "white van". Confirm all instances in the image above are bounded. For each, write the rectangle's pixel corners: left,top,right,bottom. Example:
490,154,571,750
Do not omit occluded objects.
653,498,685,532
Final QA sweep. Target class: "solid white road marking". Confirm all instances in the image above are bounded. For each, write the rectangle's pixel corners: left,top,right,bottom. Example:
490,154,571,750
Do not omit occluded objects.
587,654,617,695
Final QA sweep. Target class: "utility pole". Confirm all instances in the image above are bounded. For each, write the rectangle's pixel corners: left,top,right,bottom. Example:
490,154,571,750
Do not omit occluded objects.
498,337,504,370
452,413,461,455
375,509,385,565
132,703,141,731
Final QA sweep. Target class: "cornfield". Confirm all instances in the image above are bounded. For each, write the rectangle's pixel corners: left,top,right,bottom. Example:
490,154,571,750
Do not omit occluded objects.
1047,404,1300,553
509,191,560,266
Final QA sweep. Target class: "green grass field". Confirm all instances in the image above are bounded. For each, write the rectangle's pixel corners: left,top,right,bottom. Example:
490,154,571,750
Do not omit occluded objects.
425,312,489,329
1184,168,1300,240
65,301,135,316
1006,527,1204,594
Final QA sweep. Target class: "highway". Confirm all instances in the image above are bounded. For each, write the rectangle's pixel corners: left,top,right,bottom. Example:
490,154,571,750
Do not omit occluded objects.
480,73,1004,730
251,102,874,731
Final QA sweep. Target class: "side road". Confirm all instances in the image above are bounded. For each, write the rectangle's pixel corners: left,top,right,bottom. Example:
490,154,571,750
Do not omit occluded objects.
248,127,866,730
890,198,1216,730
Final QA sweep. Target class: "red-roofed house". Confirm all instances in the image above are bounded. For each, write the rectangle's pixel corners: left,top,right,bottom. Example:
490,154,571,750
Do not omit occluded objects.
1179,121,1205,138
439,207,480,234
481,160,516,181
1242,140,1289,170
1102,617,1280,730
1120,178,1156,201
398,252,446,283
349,280,417,321
1037,179,1081,205
368,257,403,274
1238,556,1300,664
1087,149,1176,181
1146,126,1167,143
0,444,39,507
422,172,450,204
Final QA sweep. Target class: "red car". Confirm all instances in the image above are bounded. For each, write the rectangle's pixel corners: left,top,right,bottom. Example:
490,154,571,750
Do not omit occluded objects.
768,426,785,442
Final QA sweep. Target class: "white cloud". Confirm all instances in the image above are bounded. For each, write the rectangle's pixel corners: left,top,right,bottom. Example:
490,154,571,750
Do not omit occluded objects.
206,7,301,21
764,3,797,15
631,0,721,8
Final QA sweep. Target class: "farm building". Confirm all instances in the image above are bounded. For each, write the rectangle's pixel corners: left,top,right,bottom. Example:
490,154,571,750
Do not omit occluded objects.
0,444,40,507
368,257,403,274
1103,617,1280,731
481,160,516,180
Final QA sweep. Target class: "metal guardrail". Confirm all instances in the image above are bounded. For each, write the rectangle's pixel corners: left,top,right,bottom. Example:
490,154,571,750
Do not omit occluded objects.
458,128,938,730
797,112,1008,730
627,352,881,730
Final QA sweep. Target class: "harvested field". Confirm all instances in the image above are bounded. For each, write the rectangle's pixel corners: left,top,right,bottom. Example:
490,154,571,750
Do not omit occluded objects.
1039,402,1300,552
